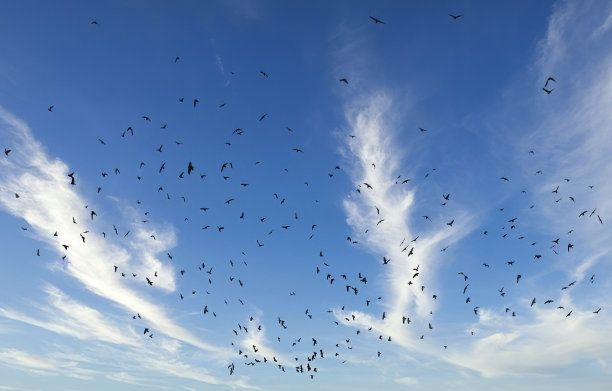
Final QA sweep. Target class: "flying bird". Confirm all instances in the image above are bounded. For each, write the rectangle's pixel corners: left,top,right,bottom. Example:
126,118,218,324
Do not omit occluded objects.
369,16,385,24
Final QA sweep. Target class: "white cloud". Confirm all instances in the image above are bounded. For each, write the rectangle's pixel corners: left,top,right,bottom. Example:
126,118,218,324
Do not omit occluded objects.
338,93,474,348
395,376,419,385
0,285,138,346
0,107,257,388
0,348,96,379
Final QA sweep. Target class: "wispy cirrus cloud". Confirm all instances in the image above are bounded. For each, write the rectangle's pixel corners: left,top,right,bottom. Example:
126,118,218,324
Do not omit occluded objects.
338,93,474,349
0,106,255,388
442,0,612,378
0,348,97,380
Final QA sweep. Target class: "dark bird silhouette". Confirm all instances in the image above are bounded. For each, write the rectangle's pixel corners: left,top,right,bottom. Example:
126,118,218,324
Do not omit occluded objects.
449,14,462,19
193,99,199,108
48,105,54,112
339,78,348,84
369,16,385,24
259,113,267,121
542,87,554,94
516,274,522,283
187,161,194,175
545,77,556,88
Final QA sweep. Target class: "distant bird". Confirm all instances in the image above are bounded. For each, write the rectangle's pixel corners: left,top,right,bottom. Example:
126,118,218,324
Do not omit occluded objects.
91,20,98,25
449,14,462,19
544,77,556,88
542,87,554,94
369,16,385,24
259,113,267,121
174,56,180,63
260,71,268,77
48,105,54,112
187,161,194,175
4,148,10,156
193,99,199,108
516,274,522,283
339,78,348,84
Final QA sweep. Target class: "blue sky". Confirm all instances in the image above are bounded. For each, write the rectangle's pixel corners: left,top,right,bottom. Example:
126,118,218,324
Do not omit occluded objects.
1,1,612,390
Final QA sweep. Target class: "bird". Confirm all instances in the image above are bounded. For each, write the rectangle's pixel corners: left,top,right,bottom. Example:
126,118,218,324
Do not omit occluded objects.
193,99,199,108
339,78,348,84
542,87,554,94
48,105,54,112
369,16,385,24
449,14,462,19
545,77,556,88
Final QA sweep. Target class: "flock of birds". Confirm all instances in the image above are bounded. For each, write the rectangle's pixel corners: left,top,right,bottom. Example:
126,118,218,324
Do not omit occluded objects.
2,12,606,382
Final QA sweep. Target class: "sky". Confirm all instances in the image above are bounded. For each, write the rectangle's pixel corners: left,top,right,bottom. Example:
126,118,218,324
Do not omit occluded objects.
1,1,612,390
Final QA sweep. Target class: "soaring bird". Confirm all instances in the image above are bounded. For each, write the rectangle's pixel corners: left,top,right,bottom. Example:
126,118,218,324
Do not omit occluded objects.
542,87,554,94
544,77,556,87
187,161,194,175
48,105,54,112
369,16,385,24
449,14,462,19
339,78,348,84
193,99,199,108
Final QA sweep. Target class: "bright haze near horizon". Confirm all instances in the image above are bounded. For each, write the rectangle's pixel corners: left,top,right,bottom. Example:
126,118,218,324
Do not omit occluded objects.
1,1,612,390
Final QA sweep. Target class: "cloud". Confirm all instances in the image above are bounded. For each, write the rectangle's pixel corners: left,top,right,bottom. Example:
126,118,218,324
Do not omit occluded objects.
440,0,612,378
338,93,474,347
445,306,612,377
0,285,138,347
395,376,419,385
0,348,96,379
0,106,259,388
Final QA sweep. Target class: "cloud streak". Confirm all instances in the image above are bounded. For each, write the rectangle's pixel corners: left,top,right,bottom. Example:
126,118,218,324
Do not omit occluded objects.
0,106,255,388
